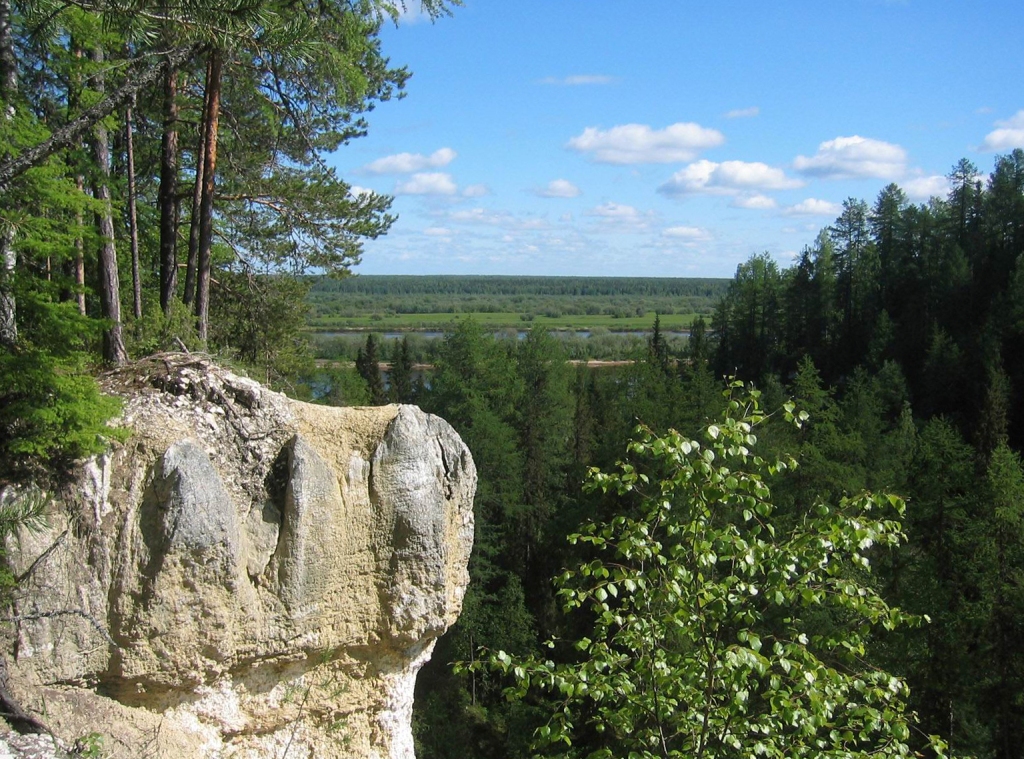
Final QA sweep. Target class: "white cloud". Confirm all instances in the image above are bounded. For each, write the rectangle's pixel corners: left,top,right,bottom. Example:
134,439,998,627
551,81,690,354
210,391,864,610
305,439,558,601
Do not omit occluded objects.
540,74,616,86
794,135,907,179
447,208,549,230
903,175,950,201
784,198,842,216
395,172,458,195
364,147,456,174
536,179,581,198
725,106,760,119
731,194,777,210
449,208,503,224
588,202,655,230
348,185,374,198
981,110,1024,151
462,184,490,198
567,122,725,164
662,226,711,240
591,202,642,220
423,226,453,237
658,159,802,197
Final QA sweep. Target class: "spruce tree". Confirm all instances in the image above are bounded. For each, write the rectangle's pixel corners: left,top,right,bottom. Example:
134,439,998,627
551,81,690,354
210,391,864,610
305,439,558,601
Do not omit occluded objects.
388,336,415,404
356,333,386,405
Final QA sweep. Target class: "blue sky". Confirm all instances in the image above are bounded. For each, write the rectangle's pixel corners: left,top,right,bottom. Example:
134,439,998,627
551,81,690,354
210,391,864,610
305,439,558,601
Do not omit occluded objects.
331,0,1024,278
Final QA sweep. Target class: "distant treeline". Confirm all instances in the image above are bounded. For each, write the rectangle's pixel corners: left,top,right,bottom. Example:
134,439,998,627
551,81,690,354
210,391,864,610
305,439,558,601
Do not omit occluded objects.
307,275,729,324
309,274,729,297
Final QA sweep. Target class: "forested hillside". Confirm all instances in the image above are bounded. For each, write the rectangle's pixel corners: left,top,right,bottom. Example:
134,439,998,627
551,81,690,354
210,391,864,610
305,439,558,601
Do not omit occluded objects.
709,151,1024,759
361,153,1023,759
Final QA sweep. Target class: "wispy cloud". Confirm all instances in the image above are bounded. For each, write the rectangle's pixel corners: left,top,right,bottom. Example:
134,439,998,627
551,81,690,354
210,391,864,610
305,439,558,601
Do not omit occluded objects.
902,175,950,200
794,136,907,179
395,172,458,195
783,198,842,216
658,160,802,197
725,106,760,119
981,110,1024,151
363,147,456,174
568,123,725,164
540,74,617,86
446,208,549,230
536,179,581,198
587,202,656,231
731,194,777,209
662,225,711,240
462,184,490,198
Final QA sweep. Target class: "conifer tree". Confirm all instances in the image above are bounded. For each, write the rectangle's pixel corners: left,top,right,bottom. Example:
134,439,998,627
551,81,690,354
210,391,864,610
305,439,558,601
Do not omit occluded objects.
647,312,670,374
388,336,415,404
977,443,1024,759
355,333,386,404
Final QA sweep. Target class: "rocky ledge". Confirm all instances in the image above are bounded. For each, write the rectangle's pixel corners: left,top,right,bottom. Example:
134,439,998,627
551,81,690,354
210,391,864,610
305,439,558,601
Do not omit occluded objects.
0,355,476,758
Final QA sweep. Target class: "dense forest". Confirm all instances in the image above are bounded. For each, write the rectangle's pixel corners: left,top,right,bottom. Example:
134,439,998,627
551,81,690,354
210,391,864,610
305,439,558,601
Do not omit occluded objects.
365,153,1024,759
2,0,1024,756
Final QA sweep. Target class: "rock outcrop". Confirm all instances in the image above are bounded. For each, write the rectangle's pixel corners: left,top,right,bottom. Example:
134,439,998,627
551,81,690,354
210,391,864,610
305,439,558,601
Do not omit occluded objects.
0,356,476,758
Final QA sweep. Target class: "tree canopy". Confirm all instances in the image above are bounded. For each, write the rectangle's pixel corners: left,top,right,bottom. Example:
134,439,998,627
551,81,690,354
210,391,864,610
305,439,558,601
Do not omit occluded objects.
474,386,945,759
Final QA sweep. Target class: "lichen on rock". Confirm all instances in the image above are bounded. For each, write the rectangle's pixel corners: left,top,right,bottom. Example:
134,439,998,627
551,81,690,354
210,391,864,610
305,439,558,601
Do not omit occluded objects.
0,355,476,759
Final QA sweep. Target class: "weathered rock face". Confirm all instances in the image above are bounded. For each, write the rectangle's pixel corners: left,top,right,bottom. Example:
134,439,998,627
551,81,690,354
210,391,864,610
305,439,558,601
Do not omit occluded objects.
0,356,476,758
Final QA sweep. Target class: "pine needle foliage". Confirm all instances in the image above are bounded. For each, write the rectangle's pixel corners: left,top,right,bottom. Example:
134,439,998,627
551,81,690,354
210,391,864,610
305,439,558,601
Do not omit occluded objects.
0,291,121,479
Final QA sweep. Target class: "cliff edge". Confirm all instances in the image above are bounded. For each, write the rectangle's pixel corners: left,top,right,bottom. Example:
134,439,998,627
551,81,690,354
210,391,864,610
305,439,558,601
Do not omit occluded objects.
0,355,476,758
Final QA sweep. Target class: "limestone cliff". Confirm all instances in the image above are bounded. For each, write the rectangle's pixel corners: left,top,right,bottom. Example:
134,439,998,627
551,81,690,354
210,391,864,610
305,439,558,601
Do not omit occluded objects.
0,355,476,758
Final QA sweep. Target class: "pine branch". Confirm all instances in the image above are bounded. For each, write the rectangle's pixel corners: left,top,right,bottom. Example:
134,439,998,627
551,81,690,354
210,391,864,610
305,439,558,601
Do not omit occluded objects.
0,44,201,190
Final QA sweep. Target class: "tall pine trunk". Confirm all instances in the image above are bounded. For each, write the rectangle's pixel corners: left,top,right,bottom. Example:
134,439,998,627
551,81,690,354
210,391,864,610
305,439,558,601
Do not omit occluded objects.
70,46,87,315
125,98,142,320
183,55,213,308
194,48,222,344
0,0,18,348
158,64,179,314
89,47,127,365
74,175,86,315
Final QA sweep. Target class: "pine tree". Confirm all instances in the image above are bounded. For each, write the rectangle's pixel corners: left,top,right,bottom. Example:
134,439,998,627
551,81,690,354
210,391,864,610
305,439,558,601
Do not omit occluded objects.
355,333,386,404
647,312,670,374
388,336,415,403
